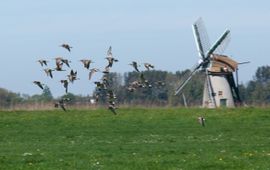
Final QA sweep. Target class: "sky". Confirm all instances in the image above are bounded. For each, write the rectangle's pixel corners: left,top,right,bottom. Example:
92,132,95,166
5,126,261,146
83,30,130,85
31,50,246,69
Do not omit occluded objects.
0,0,269,97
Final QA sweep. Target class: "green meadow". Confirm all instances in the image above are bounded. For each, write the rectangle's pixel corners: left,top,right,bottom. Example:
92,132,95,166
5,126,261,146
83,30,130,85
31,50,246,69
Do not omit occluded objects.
0,108,270,169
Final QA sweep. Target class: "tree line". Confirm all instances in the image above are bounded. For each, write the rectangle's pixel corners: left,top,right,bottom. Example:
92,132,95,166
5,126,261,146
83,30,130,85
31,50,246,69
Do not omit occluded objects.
0,65,270,109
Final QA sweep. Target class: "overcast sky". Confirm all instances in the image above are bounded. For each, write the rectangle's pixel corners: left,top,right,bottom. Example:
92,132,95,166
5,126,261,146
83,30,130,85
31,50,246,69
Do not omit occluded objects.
0,0,269,97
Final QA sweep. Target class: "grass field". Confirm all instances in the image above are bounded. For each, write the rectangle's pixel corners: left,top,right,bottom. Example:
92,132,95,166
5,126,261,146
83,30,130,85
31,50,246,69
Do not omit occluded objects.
0,107,270,169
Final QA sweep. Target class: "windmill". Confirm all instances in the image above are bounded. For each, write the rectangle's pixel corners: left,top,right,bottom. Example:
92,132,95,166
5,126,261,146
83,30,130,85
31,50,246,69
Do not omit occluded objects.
175,18,242,108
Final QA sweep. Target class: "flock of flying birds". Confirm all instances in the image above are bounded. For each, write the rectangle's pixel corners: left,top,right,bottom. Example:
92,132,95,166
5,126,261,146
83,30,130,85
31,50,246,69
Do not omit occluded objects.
33,44,166,114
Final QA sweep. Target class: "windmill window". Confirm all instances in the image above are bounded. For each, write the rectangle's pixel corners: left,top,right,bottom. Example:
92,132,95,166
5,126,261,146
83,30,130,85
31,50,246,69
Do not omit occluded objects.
218,91,223,96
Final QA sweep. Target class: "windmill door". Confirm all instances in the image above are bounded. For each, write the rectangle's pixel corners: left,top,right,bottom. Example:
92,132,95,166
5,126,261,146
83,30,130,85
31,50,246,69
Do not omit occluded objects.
220,98,227,107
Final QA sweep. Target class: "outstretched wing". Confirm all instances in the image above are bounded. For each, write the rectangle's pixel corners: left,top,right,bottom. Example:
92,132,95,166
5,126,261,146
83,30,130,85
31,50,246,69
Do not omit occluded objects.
107,46,112,57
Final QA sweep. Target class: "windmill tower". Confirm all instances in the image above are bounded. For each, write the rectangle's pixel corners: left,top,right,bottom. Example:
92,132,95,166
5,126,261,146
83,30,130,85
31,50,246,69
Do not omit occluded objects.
175,18,242,108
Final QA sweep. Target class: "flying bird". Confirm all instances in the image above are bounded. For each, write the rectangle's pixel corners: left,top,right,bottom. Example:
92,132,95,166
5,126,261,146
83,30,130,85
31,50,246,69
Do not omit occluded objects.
130,80,142,88
80,59,94,69
94,81,107,91
54,98,70,112
33,81,44,90
108,104,117,115
93,93,100,102
101,75,109,87
127,86,136,92
144,63,154,71
105,57,118,68
55,57,63,64
102,66,110,74
89,68,99,80
155,81,166,87
60,80,69,93
107,90,117,100
60,43,72,52
54,57,65,71
127,81,142,92
140,73,152,88
37,59,49,67
55,62,65,71
105,46,118,67
61,58,71,68
67,69,79,83
44,68,55,78
129,61,140,72
107,46,113,58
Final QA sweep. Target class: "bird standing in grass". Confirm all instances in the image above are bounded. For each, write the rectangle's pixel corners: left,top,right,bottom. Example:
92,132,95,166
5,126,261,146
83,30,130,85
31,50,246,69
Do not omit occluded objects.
198,116,206,127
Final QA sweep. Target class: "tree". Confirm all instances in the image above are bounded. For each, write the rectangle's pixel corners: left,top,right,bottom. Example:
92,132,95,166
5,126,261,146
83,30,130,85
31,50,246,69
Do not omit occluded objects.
255,65,270,83
0,87,23,108
243,65,270,105
40,86,53,101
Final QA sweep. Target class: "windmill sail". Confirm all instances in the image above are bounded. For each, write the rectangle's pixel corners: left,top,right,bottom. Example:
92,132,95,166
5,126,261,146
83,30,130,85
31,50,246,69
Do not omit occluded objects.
174,62,202,95
213,31,231,54
192,18,211,59
206,30,230,58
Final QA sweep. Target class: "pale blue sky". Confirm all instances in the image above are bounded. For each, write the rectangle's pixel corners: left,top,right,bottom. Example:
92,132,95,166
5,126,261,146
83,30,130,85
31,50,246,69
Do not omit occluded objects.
0,1,269,97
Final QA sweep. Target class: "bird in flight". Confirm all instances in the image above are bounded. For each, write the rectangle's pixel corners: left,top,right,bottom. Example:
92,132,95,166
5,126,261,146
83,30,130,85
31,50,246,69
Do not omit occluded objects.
60,80,69,93
54,98,70,112
155,81,166,87
80,59,94,70
144,63,154,71
67,69,79,83
61,58,71,68
33,81,45,90
54,57,66,71
108,104,117,115
37,59,49,67
105,46,118,68
44,68,55,78
89,68,99,80
139,73,152,88
60,43,72,52
129,61,140,72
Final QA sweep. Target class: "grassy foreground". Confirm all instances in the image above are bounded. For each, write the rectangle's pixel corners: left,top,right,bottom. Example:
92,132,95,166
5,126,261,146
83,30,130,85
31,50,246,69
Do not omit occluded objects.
0,108,270,169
